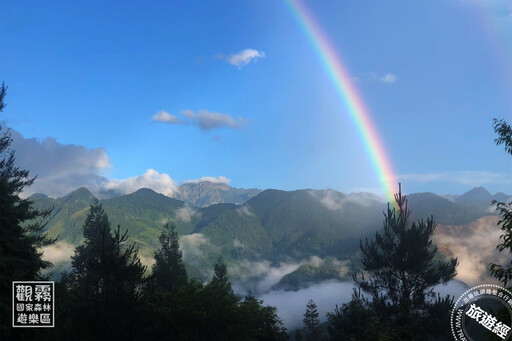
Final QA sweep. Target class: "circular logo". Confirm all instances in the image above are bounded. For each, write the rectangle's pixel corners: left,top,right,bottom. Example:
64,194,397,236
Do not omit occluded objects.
451,284,512,340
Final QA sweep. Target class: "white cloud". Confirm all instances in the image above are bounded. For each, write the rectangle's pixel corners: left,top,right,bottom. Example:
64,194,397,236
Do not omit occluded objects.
368,72,397,84
379,73,397,83
6,125,234,198
309,189,345,210
236,205,255,217
152,110,246,131
175,205,201,223
433,216,505,286
40,241,75,265
232,260,302,295
179,233,208,263
401,170,512,186
101,169,177,197
308,189,384,211
182,109,246,130
182,176,231,185
259,279,467,329
151,110,182,124
226,49,266,69
260,281,355,329
233,239,244,248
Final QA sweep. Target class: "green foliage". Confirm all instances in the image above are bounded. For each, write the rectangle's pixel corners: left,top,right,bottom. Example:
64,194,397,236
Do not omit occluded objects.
65,202,147,340
493,118,512,155
330,185,458,340
151,220,188,291
489,119,512,286
303,299,322,341
0,82,56,339
238,291,288,341
30,185,490,281
145,256,287,340
327,291,394,341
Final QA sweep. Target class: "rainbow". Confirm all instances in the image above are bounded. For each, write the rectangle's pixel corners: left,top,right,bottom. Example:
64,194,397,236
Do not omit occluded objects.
284,0,397,202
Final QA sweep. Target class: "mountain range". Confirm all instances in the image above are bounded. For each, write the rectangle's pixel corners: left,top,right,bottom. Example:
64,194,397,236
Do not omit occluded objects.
30,183,509,291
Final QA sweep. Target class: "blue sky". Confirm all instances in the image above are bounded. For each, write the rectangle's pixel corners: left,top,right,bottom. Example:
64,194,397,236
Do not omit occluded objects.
1,0,511,198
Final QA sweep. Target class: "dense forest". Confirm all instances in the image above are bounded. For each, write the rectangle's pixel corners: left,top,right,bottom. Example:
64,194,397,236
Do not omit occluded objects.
1,81,512,340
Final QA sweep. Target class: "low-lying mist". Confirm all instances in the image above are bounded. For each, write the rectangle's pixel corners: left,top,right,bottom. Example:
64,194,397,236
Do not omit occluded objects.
259,280,469,330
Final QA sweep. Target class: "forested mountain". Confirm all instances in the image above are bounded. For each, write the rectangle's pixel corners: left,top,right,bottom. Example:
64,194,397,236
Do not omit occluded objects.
30,186,499,283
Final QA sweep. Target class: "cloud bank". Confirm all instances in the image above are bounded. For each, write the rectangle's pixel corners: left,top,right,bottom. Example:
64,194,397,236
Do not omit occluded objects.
260,280,468,329
102,169,178,197
10,129,111,197
8,127,183,198
434,216,506,286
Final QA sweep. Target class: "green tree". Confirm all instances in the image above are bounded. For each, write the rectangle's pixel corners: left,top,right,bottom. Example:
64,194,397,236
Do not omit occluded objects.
66,202,146,340
351,184,457,340
303,299,321,341
0,82,55,338
151,220,187,291
489,119,512,286
327,290,393,341
210,255,232,292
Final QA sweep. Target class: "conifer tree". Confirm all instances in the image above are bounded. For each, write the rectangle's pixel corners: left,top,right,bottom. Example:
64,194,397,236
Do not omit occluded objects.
0,82,55,338
303,299,321,341
238,291,288,341
210,255,231,292
353,184,458,339
67,202,146,340
489,119,512,286
151,220,187,291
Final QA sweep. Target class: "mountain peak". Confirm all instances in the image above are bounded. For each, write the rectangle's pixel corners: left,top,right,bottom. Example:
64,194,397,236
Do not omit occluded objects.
174,182,262,207
132,188,160,196
29,193,49,200
457,187,492,203
58,187,96,204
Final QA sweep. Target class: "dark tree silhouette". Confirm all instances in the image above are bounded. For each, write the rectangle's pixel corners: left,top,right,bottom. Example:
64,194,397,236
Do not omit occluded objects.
489,119,512,286
151,220,187,291
303,299,321,341
238,291,288,341
327,289,392,341
0,82,56,338
67,202,146,340
210,255,232,292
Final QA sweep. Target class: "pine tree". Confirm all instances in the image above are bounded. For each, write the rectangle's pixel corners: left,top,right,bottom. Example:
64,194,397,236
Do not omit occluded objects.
67,202,146,340
210,255,231,292
238,291,288,341
151,220,187,291
489,119,512,286
353,184,458,340
303,299,321,341
0,82,56,338
197,256,239,340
